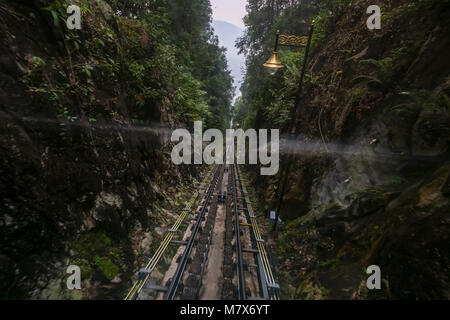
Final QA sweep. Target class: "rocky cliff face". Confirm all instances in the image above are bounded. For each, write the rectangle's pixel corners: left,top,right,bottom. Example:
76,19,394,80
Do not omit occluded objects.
0,0,199,299
251,0,449,299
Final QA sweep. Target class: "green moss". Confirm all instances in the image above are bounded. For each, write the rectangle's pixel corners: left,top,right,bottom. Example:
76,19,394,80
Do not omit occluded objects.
94,256,119,280
73,231,124,281
74,231,112,260
71,258,92,280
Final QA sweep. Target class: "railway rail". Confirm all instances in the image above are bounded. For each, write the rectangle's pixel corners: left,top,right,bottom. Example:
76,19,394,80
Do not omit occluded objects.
232,165,280,300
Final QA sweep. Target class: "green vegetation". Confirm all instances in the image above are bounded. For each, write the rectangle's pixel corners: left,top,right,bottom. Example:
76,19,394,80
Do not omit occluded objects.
234,0,352,131
71,258,92,280
23,0,233,132
72,231,123,281
109,0,234,129
94,256,119,280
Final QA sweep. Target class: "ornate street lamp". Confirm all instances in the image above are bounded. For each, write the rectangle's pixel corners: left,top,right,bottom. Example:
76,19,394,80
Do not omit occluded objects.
263,26,312,74
264,21,315,231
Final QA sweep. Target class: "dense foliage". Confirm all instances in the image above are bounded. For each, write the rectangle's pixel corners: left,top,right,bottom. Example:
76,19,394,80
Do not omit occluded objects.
107,0,234,130
29,0,233,130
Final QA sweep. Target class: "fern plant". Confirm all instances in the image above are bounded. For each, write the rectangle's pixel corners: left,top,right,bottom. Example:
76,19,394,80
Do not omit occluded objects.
352,57,395,91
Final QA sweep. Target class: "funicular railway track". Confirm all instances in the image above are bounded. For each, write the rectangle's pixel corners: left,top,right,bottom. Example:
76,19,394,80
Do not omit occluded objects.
230,164,280,300
124,164,279,300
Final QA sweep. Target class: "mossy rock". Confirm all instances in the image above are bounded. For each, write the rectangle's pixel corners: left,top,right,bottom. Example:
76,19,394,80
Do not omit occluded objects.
315,203,347,226
347,189,392,218
71,258,92,280
94,256,119,280
73,231,123,282
74,231,112,260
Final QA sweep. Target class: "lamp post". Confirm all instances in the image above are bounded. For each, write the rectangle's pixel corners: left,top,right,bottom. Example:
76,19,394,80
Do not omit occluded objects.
264,21,315,231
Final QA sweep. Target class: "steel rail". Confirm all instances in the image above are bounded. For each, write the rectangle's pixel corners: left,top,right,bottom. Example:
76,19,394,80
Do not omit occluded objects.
232,164,247,300
124,166,216,300
234,165,269,299
165,165,222,300
235,165,279,300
